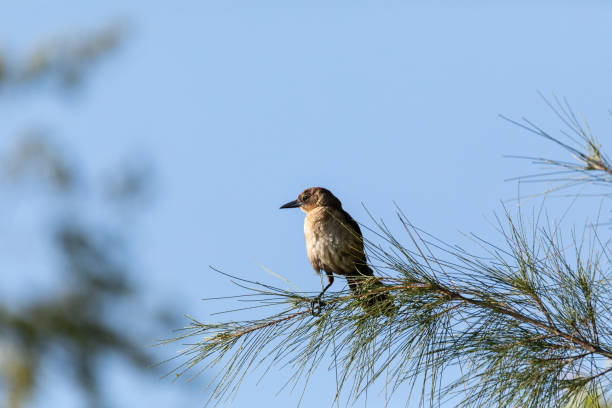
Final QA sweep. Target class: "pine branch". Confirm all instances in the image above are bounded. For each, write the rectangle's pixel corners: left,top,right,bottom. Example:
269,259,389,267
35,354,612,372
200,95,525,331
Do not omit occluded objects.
163,207,612,407
502,93,612,195
163,99,612,407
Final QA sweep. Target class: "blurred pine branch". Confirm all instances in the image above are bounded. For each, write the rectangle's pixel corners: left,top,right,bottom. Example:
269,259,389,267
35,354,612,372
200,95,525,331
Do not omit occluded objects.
0,22,166,408
0,21,125,93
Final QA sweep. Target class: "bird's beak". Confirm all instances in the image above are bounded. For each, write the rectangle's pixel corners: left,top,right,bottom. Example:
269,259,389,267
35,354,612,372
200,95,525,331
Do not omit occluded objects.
280,199,301,209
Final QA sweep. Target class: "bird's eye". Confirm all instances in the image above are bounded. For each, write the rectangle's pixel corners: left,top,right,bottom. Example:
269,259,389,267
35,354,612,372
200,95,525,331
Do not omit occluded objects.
302,194,310,201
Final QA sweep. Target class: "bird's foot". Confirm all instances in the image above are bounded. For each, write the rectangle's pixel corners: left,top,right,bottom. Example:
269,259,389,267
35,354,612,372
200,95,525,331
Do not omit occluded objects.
310,296,326,316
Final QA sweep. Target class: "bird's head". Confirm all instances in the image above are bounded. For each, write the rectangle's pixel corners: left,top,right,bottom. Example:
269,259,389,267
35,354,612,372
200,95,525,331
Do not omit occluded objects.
280,187,342,213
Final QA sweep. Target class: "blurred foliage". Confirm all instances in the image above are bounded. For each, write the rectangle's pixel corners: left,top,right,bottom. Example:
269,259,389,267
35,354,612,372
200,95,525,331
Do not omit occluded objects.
0,23,162,408
2,131,76,191
0,21,124,93
103,154,156,208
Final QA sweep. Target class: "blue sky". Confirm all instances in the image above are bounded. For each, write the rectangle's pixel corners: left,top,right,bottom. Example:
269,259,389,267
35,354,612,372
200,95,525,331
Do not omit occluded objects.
2,2,612,407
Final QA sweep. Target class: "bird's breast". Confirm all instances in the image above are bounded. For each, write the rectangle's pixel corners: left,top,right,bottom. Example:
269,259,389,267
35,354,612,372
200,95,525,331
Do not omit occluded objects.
303,207,360,274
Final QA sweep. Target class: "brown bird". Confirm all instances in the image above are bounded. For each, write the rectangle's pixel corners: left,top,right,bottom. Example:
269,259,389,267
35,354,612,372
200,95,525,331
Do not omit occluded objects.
280,187,388,311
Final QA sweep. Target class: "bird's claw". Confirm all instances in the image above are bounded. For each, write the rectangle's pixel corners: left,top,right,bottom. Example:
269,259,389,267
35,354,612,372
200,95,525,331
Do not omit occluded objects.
310,296,326,316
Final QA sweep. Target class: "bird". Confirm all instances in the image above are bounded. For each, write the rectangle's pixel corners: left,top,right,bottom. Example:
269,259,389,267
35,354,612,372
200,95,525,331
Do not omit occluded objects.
280,187,390,313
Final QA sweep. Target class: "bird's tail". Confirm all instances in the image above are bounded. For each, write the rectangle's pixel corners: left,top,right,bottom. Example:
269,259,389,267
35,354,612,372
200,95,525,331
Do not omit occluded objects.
347,271,396,316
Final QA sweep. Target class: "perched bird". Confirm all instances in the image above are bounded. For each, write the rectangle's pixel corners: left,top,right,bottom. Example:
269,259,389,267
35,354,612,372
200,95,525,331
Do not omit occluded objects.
280,187,389,311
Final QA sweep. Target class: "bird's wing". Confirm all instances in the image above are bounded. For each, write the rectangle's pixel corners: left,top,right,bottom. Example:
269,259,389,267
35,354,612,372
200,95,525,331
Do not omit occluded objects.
339,210,373,277
341,211,363,241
